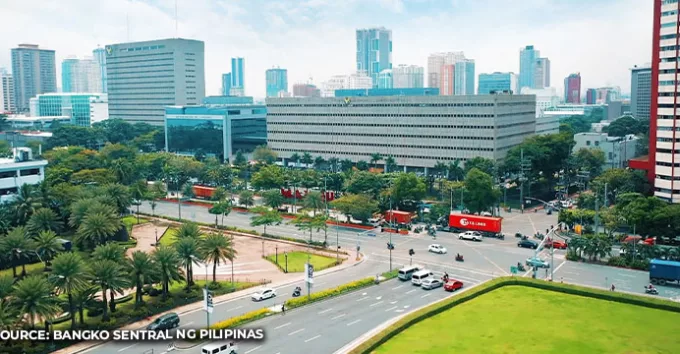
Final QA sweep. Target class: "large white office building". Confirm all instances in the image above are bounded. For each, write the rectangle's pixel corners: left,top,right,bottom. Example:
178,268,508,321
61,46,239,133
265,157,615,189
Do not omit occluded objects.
266,95,536,172
0,68,15,113
320,72,373,97
105,38,205,125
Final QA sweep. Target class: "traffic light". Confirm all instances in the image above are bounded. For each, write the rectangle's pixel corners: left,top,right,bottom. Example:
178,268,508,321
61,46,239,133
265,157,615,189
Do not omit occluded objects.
409,249,415,256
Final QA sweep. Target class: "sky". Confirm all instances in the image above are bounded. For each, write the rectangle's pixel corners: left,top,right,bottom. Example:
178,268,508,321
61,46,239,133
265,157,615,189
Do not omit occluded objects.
0,0,653,99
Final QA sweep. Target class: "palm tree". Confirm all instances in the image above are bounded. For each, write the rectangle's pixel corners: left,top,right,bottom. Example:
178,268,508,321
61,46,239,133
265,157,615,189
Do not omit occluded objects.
152,246,184,300
290,153,301,168
76,212,122,248
301,152,313,168
69,200,117,229
92,243,126,313
434,161,448,177
0,275,13,303
26,208,63,236
384,156,397,173
263,189,285,210
303,191,325,216
239,190,254,208
447,160,465,181
200,232,237,284
176,222,202,239
89,260,129,322
356,160,369,171
33,230,62,269
130,180,148,224
50,252,89,329
71,286,98,326
340,159,354,172
208,204,223,227
12,184,41,224
327,157,340,173
127,251,157,308
0,301,18,331
250,209,283,236
12,276,60,329
103,184,132,215
370,153,383,169
0,227,33,277
314,156,326,170
175,237,200,287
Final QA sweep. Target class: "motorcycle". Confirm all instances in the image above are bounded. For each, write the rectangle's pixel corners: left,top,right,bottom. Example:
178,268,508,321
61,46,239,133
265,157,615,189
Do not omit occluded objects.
292,286,302,297
455,254,464,262
517,264,526,272
645,287,659,295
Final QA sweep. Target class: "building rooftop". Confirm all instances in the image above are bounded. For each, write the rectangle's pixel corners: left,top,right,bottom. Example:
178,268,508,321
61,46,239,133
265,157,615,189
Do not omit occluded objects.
36,92,104,97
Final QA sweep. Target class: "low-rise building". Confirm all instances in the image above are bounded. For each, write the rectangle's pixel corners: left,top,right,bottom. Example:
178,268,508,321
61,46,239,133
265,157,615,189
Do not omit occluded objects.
4,115,70,130
29,92,107,126
266,94,536,173
572,132,639,169
0,148,48,203
0,131,52,150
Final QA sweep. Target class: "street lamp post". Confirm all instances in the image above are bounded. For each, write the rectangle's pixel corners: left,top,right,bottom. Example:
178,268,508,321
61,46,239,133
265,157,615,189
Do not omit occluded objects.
191,255,209,329
284,252,288,273
275,245,278,264
154,227,158,246
261,241,265,258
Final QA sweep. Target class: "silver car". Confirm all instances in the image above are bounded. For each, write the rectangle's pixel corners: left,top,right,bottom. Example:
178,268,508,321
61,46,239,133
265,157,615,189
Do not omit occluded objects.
420,278,443,290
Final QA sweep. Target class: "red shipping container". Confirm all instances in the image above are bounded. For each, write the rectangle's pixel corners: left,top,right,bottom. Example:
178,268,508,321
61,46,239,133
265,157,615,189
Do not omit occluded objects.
192,186,216,199
385,210,412,224
449,214,502,233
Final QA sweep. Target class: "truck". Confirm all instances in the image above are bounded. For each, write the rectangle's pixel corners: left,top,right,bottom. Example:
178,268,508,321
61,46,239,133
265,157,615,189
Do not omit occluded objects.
385,210,412,225
649,259,680,286
448,213,502,234
192,186,216,199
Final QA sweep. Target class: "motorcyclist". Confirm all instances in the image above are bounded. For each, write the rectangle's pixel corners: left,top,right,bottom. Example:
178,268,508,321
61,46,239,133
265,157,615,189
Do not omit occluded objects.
443,272,449,282
648,283,655,291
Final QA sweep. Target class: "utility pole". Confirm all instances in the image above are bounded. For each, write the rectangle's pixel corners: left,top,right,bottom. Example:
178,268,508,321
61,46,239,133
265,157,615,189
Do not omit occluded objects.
389,192,393,272
604,182,609,208
594,196,599,234
519,149,531,213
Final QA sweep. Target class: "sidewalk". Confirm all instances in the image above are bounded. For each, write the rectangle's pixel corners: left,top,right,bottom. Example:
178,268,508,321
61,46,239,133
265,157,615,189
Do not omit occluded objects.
54,251,365,354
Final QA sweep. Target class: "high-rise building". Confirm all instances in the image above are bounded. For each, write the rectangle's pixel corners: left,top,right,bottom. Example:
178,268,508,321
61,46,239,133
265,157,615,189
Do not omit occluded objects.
533,58,551,89
454,59,475,95
356,27,393,87
11,44,57,112
392,64,424,88
478,72,518,94
0,69,15,113
105,38,205,125
439,65,455,96
222,73,232,96
427,52,465,89
631,64,652,120
92,47,108,93
564,73,581,104
292,83,321,97
378,69,393,89
61,57,102,93
230,57,245,96
321,72,373,97
519,45,539,90
265,67,288,97
585,89,597,104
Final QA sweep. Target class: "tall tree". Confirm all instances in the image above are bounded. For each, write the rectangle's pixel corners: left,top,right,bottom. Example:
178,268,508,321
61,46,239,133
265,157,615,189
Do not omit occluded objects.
92,243,126,313
573,148,606,178
238,190,254,208
176,222,202,240
127,251,157,309
26,208,63,236
250,208,283,235
313,156,326,170
390,173,427,207
76,212,122,248
290,153,301,168
301,152,313,167
152,246,183,300
331,194,378,222
303,191,325,215
251,165,285,190
175,237,200,287
0,227,34,277
370,153,383,169
252,145,278,164
71,286,98,326
356,160,369,171
463,168,501,214
447,160,465,181
12,276,60,329
262,189,285,209
200,232,236,284
89,260,129,322
340,159,354,172
50,252,89,329
33,230,62,269
463,157,496,176
12,184,41,225
384,156,397,173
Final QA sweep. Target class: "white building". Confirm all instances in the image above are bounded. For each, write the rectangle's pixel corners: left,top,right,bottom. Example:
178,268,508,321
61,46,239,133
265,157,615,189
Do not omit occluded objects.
321,72,373,97
520,87,560,117
0,68,15,113
0,148,48,203
392,64,424,88
427,52,465,89
61,57,102,93
5,115,70,130
572,133,638,170
89,95,109,125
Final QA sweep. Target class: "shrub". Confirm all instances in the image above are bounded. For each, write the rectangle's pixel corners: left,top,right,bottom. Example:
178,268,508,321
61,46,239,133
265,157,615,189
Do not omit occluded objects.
208,282,222,291
87,307,103,317
607,256,628,267
382,269,399,280
50,312,72,325
114,294,134,304
285,277,375,309
565,252,580,261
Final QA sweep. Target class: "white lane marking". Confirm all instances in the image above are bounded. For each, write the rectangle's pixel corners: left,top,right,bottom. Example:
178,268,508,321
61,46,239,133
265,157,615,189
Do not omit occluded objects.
331,314,346,320
347,319,362,326
356,296,369,301
179,321,194,328
318,308,333,314
305,335,321,343
369,301,384,307
288,328,305,336
553,260,567,274
406,289,417,294
245,346,261,354
421,293,432,298
390,301,397,304
227,305,243,312
385,306,397,312
391,284,404,290
118,344,138,352
275,322,291,329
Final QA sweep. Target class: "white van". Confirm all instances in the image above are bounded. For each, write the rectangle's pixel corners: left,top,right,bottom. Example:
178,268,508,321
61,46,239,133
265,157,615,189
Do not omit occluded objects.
201,342,237,354
398,265,420,281
411,269,434,286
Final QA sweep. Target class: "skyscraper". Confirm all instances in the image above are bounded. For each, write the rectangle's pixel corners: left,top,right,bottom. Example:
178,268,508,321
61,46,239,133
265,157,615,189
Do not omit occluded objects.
564,73,581,104
230,57,245,96
392,64,424,88
0,68,15,113
356,27,393,87
11,44,57,112
92,47,108,93
586,88,597,104
105,38,205,125
378,69,393,89
478,72,518,94
454,59,475,95
61,57,102,93
631,65,652,120
265,67,288,97
222,73,232,96
427,52,465,89
533,58,551,89
439,65,455,96
519,45,539,90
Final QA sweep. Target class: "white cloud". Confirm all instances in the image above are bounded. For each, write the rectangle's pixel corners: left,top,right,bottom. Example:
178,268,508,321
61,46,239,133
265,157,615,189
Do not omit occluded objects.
0,0,652,98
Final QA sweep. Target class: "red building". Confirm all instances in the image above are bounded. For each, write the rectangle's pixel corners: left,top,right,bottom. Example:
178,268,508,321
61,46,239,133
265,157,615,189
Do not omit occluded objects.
439,64,455,96
292,83,321,97
564,73,581,103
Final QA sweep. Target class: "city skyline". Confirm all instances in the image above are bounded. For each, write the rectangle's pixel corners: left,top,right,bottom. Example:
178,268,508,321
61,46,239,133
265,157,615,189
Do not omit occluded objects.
0,0,652,98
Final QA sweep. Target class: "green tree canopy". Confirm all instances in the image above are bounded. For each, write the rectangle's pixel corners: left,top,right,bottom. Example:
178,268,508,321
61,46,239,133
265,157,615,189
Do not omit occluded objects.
252,145,278,164
573,148,606,178
390,173,426,207
463,168,501,214
251,165,285,190
331,194,378,222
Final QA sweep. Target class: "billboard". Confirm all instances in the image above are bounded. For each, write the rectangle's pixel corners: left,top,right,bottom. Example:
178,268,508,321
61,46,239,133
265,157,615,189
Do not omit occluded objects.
449,214,502,233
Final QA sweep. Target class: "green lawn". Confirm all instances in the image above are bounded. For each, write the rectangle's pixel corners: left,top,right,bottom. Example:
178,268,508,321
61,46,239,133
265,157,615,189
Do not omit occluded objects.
158,228,178,247
122,215,149,232
265,251,338,273
375,286,680,354
0,261,46,278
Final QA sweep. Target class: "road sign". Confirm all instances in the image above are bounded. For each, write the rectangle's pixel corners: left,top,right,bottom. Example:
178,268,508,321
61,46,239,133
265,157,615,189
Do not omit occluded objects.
305,263,314,284
510,266,518,274
203,288,214,313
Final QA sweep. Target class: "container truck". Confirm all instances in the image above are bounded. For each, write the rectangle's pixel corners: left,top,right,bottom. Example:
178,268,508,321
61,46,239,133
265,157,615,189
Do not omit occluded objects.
649,259,680,286
448,213,502,233
385,210,412,225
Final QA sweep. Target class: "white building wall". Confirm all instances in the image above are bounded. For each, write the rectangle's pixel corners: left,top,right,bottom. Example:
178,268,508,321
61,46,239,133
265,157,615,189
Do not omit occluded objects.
427,52,465,89
0,69,15,113
393,64,424,88
321,72,373,97
572,133,638,170
29,98,38,117
89,95,109,125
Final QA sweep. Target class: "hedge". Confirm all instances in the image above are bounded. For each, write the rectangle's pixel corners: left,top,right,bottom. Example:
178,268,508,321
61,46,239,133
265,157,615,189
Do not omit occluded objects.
349,277,680,354
285,277,375,309
210,308,273,330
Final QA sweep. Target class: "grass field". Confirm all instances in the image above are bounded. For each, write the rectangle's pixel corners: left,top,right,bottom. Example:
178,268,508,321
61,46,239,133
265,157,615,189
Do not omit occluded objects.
158,228,178,247
265,251,338,272
375,286,680,354
122,215,149,233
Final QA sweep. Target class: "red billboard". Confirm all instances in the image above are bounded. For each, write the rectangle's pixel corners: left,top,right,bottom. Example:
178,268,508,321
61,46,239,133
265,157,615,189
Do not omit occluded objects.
449,214,502,233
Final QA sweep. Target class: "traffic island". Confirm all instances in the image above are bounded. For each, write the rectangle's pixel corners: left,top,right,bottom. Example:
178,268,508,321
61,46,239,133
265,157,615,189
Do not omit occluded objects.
264,251,341,273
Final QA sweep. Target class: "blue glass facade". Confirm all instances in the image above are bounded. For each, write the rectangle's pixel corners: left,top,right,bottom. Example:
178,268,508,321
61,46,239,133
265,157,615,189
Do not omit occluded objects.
454,60,475,95
36,93,103,126
356,28,392,87
231,58,245,90
222,73,231,96
334,88,439,97
478,72,516,94
203,96,254,105
377,70,393,89
519,45,539,90
265,68,288,97
92,48,107,93
61,59,76,93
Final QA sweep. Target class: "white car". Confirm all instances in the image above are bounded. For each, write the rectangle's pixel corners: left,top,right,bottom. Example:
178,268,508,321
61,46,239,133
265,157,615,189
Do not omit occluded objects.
458,231,482,242
251,288,277,301
428,244,447,254
420,278,443,290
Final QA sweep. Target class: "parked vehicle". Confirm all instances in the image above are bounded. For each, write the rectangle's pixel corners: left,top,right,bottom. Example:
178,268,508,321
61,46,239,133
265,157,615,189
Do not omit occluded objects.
449,214,502,233
420,278,443,290
649,259,680,286
428,244,447,254
398,265,421,281
201,342,238,354
251,288,277,301
517,239,538,249
385,210,412,225
146,312,179,330
444,279,464,292
411,270,434,286
526,257,550,268
459,231,483,242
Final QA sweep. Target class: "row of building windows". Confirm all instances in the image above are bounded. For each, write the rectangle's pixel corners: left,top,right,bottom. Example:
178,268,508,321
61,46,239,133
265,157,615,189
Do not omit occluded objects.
269,131,495,140
109,74,174,81
119,45,166,52
269,139,494,152
657,161,680,167
108,52,173,62
272,148,475,162
661,45,680,51
663,0,679,5
268,122,496,129
657,148,680,154
661,34,677,40
659,126,680,131
0,168,41,179
268,103,497,108
661,21,680,28
268,113,496,118
663,9,679,16
658,115,680,120
658,137,680,142
657,174,680,181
